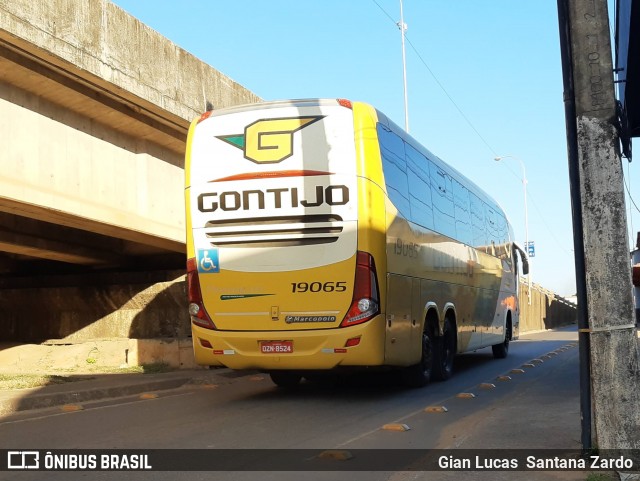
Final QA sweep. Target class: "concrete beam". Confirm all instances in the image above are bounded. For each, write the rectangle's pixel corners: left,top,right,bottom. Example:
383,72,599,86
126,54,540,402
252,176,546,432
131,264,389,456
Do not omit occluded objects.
0,0,262,123
0,0,262,255
0,228,123,265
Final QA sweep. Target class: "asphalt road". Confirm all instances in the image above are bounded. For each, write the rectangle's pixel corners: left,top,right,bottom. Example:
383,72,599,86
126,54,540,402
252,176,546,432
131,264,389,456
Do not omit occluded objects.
0,328,582,481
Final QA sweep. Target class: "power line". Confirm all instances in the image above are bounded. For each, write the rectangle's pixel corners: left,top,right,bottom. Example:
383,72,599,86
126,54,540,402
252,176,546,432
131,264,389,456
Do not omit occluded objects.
623,163,640,215
372,0,498,156
527,193,574,257
403,35,499,157
370,0,575,258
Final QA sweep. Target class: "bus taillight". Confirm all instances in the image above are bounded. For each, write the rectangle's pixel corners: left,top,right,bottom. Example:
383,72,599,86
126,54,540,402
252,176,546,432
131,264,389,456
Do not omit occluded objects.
187,257,216,330
340,251,380,327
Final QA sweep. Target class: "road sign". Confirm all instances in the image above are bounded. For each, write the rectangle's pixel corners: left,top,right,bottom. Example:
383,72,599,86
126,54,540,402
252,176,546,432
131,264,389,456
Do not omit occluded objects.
526,241,535,258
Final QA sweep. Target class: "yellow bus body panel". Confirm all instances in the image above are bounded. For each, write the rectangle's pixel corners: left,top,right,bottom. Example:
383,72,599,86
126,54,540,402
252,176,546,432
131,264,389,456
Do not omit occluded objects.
198,257,354,332
192,315,386,370
184,118,199,260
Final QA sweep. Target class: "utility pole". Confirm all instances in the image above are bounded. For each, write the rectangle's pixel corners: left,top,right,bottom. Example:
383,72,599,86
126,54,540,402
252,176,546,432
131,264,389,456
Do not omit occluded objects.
559,0,640,457
398,0,409,133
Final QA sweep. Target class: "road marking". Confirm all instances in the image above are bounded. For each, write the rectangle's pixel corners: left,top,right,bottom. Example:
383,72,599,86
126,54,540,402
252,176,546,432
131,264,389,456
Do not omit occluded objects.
456,392,476,399
331,337,581,449
479,383,496,390
424,406,448,413
382,423,411,431
317,450,353,460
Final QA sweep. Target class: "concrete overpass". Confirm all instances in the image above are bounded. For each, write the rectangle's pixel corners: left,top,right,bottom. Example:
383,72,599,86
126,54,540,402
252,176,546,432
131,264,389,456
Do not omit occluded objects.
0,0,261,354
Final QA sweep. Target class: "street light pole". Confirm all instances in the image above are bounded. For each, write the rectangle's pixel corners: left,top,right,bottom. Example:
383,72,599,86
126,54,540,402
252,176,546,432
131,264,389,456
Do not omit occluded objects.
398,0,409,133
495,155,531,304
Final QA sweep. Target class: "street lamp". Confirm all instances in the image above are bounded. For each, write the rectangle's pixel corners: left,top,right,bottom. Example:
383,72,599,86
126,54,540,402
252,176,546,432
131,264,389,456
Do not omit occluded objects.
495,155,531,305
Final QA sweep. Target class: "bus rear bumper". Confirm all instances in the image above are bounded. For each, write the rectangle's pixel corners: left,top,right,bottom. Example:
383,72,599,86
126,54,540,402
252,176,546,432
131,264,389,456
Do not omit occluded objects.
191,316,386,371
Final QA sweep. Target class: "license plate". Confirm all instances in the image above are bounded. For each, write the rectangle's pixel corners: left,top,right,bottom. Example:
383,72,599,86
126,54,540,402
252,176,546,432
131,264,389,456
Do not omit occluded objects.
260,341,293,354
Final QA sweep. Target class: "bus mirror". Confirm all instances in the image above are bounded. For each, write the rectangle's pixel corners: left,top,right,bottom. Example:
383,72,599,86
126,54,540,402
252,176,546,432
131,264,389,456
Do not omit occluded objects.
513,242,529,275
521,256,529,275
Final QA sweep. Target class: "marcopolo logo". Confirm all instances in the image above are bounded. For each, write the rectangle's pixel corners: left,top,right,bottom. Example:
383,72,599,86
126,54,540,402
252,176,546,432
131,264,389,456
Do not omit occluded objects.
216,116,324,164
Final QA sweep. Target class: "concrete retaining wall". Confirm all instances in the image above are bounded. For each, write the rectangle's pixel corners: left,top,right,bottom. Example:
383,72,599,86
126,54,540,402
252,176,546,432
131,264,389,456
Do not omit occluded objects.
519,280,577,333
1,272,189,342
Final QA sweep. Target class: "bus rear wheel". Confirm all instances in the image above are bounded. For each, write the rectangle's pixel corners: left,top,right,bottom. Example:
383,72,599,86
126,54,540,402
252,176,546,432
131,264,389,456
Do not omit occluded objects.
269,371,302,388
433,318,455,381
402,329,434,388
492,321,511,359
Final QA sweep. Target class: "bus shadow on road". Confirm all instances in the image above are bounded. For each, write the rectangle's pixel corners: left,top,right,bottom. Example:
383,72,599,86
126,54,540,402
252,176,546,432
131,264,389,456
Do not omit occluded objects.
240,350,503,402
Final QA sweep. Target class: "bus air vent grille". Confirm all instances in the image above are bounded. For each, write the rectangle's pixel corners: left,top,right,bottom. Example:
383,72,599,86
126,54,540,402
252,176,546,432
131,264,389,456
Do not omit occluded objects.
204,215,343,248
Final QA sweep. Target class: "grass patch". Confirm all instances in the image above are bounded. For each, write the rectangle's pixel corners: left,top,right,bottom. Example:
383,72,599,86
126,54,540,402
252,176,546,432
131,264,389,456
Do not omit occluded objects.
104,362,173,374
586,473,615,481
0,363,174,389
0,374,94,390
141,362,173,374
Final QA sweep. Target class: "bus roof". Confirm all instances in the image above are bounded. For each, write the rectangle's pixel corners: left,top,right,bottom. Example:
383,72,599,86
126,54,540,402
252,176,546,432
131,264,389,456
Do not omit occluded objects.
201,98,346,118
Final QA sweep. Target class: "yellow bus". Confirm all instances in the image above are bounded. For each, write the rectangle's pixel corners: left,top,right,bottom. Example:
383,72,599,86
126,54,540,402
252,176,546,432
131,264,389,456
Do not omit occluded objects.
184,99,529,388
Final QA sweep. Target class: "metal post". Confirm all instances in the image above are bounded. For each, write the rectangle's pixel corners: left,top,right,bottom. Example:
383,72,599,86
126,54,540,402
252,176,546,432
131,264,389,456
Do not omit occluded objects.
398,0,409,133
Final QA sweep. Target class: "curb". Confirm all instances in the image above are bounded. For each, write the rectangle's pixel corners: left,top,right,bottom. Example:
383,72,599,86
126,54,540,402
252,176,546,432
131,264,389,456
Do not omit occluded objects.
0,376,191,415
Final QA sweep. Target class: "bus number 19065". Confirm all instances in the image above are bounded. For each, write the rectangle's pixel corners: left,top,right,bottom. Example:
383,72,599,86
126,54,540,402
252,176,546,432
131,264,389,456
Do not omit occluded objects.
291,281,347,293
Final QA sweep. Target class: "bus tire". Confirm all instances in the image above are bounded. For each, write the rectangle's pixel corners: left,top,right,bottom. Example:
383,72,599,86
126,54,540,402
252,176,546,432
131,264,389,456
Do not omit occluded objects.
492,320,511,359
402,329,434,388
269,371,302,388
433,318,456,381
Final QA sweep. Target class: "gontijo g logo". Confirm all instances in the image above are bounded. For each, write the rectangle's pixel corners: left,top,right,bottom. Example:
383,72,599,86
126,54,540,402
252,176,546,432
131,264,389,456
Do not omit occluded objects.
216,116,324,164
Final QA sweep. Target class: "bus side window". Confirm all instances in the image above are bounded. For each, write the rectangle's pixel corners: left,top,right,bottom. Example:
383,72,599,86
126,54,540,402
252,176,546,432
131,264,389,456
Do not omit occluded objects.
470,193,487,248
429,162,456,240
485,204,500,251
377,124,410,218
453,179,472,246
406,143,434,230
497,213,509,246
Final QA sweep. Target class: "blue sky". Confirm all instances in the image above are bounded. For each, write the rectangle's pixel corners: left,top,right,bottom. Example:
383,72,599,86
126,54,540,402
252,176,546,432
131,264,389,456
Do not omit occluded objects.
110,0,632,296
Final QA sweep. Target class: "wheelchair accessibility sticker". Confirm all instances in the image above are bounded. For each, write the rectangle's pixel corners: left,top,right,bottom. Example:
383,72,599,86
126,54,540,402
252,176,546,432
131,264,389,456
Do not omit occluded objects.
197,249,220,273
